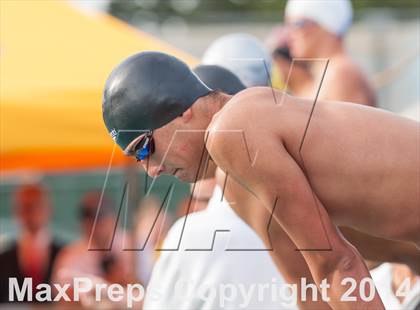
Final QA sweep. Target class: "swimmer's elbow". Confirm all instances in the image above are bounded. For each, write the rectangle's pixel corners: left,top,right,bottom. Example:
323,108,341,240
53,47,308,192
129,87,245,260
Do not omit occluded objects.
335,250,358,274
314,245,359,280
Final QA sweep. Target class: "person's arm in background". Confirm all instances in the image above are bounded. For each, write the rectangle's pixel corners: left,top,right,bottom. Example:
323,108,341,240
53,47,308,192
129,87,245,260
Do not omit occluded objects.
208,126,385,310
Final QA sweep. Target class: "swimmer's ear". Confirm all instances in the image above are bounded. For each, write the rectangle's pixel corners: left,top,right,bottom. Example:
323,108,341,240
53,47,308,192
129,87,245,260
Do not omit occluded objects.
179,108,193,123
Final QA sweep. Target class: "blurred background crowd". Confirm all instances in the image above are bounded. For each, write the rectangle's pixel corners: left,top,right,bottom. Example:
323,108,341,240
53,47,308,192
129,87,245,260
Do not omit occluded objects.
1,0,419,308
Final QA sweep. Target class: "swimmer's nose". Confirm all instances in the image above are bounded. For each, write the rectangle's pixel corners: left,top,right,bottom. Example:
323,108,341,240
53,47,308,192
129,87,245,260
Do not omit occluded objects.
140,162,165,177
149,168,163,177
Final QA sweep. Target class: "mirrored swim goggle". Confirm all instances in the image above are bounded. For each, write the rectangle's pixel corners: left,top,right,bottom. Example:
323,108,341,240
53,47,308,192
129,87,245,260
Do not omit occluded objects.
133,131,155,161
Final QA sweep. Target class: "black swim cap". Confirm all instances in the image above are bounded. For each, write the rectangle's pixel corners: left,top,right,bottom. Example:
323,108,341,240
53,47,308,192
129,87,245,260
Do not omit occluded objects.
193,65,246,95
102,51,212,151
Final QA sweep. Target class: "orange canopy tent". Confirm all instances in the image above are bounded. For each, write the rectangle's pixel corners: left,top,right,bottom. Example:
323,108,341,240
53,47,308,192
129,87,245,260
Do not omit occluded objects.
0,1,197,174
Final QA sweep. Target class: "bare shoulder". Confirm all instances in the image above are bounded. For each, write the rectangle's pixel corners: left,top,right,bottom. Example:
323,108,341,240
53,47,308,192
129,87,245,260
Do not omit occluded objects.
323,57,376,105
208,87,287,132
337,57,374,86
326,59,359,85
206,87,288,171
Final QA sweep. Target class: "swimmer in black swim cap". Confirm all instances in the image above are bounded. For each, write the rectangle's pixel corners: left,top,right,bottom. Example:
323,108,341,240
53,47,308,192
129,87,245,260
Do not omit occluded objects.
102,51,232,181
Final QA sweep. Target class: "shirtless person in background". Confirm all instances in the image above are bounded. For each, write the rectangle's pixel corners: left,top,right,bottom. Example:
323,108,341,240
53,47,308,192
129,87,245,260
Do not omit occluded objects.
102,51,419,309
270,0,376,106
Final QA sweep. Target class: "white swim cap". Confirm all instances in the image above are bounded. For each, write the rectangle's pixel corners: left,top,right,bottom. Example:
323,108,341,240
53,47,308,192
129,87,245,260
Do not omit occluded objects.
285,0,353,37
202,33,272,87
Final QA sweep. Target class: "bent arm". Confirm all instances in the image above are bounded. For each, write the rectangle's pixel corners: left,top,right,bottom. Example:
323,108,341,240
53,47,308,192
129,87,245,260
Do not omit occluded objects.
219,169,332,309
208,129,384,310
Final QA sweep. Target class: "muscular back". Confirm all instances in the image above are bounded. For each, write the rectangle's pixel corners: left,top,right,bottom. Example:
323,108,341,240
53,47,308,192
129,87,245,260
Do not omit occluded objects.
209,87,419,243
